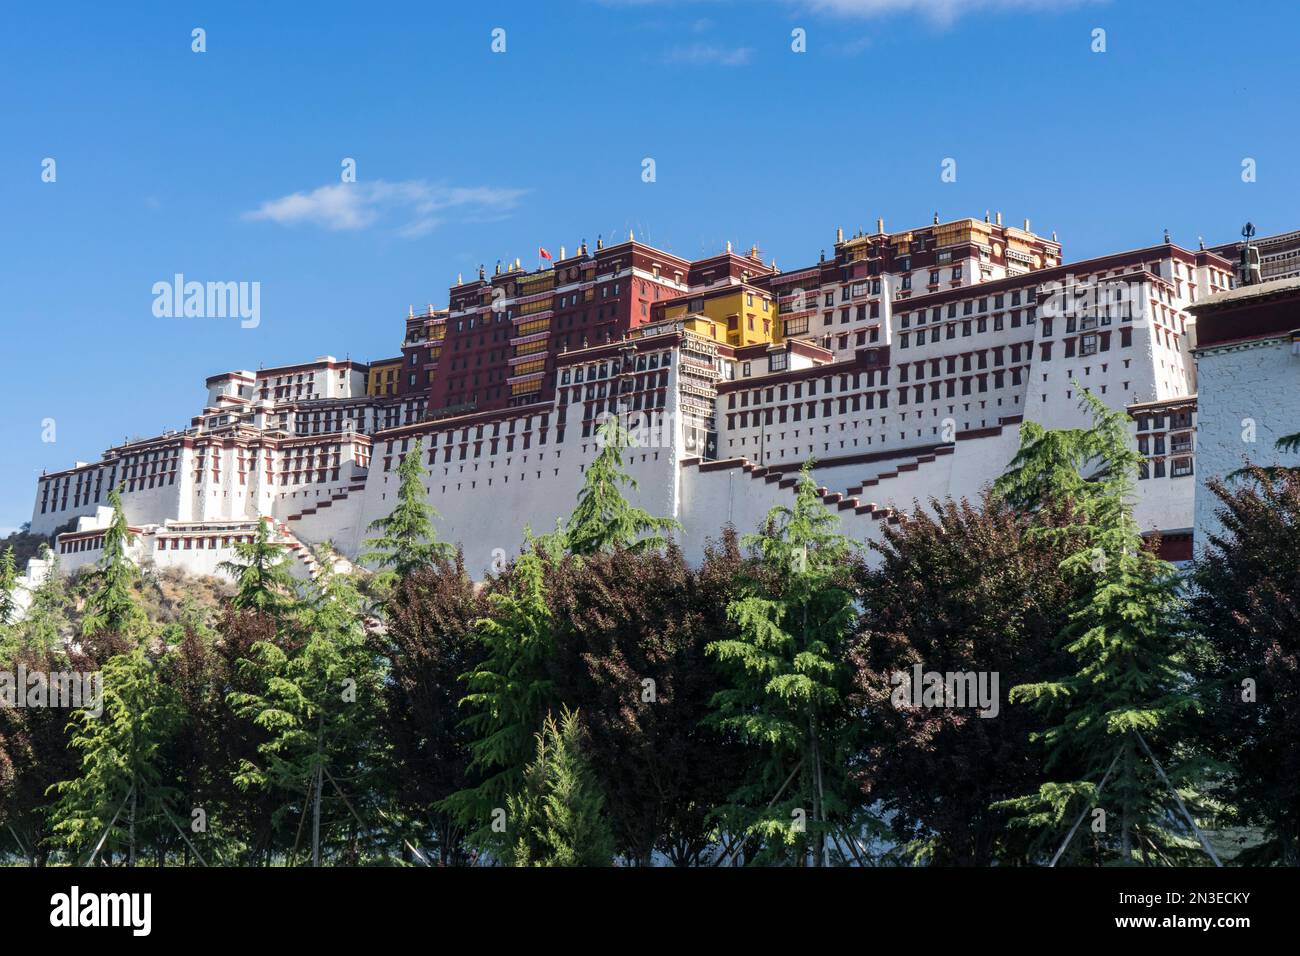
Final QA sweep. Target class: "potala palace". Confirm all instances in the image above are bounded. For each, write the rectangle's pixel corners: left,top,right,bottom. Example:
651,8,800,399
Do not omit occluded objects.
18,214,1300,603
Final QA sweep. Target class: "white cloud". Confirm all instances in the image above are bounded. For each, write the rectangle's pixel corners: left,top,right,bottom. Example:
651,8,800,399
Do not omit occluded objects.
799,0,1100,24
599,0,1100,25
662,42,753,66
243,180,527,237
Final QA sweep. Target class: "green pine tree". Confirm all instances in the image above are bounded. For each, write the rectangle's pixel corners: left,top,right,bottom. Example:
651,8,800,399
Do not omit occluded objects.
81,487,144,641
441,532,563,852
564,414,680,556
0,547,17,630
219,520,299,616
46,643,181,865
228,558,387,864
992,390,1211,865
507,706,615,867
362,438,453,588
706,459,860,866
14,548,69,655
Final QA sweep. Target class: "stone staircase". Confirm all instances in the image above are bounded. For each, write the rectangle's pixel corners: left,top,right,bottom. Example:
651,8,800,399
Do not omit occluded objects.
684,443,959,527
267,519,329,581
283,479,368,524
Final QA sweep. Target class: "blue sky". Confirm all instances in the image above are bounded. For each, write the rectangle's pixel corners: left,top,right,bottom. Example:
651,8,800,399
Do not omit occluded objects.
2,0,1296,533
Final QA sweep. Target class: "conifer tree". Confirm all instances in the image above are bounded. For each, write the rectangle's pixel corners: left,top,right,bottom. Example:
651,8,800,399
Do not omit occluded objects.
362,438,452,587
0,547,17,629
0,546,17,634
228,559,387,864
81,487,144,643
442,533,563,851
6,549,68,656
706,460,860,866
219,519,299,616
564,414,679,556
992,391,1211,864
47,643,181,865
507,706,615,867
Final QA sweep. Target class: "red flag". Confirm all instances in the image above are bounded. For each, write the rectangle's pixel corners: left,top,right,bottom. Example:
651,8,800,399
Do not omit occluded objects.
539,246,553,261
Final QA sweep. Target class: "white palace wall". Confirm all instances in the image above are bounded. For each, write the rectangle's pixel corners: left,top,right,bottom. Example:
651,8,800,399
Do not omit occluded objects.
22,243,1223,591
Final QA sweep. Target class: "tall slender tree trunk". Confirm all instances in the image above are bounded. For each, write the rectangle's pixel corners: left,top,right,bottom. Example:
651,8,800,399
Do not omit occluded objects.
807,713,824,867
312,717,325,867
312,763,323,866
128,781,137,867
1120,740,1133,864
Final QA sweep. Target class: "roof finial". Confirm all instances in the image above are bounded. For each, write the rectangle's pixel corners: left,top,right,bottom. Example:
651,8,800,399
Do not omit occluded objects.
933,211,940,225
1163,228,1171,244
1241,222,1261,285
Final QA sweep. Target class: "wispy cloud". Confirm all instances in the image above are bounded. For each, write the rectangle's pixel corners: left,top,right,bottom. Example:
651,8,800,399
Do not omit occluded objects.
599,0,1100,25
242,180,527,237
798,0,1101,25
662,42,753,66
